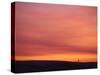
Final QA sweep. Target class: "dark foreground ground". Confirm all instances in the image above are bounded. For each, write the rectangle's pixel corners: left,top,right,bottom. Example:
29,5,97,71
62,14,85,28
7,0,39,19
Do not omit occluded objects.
11,60,97,73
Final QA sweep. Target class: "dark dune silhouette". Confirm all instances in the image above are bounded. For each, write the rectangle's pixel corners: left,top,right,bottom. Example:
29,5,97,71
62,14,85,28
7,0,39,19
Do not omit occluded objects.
11,60,97,73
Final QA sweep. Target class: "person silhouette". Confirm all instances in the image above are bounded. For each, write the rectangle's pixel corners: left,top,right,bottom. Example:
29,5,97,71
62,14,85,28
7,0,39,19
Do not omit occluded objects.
78,59,79,62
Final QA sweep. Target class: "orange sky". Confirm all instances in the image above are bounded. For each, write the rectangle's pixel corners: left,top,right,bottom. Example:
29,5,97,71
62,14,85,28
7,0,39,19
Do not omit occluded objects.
14,2,97,62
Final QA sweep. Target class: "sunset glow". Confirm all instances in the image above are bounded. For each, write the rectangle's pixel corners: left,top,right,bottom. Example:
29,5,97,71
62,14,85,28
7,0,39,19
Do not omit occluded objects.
14,2,97,62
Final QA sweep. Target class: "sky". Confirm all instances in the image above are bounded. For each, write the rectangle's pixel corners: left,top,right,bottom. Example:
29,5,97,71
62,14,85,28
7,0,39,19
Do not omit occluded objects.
14,2,97,62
